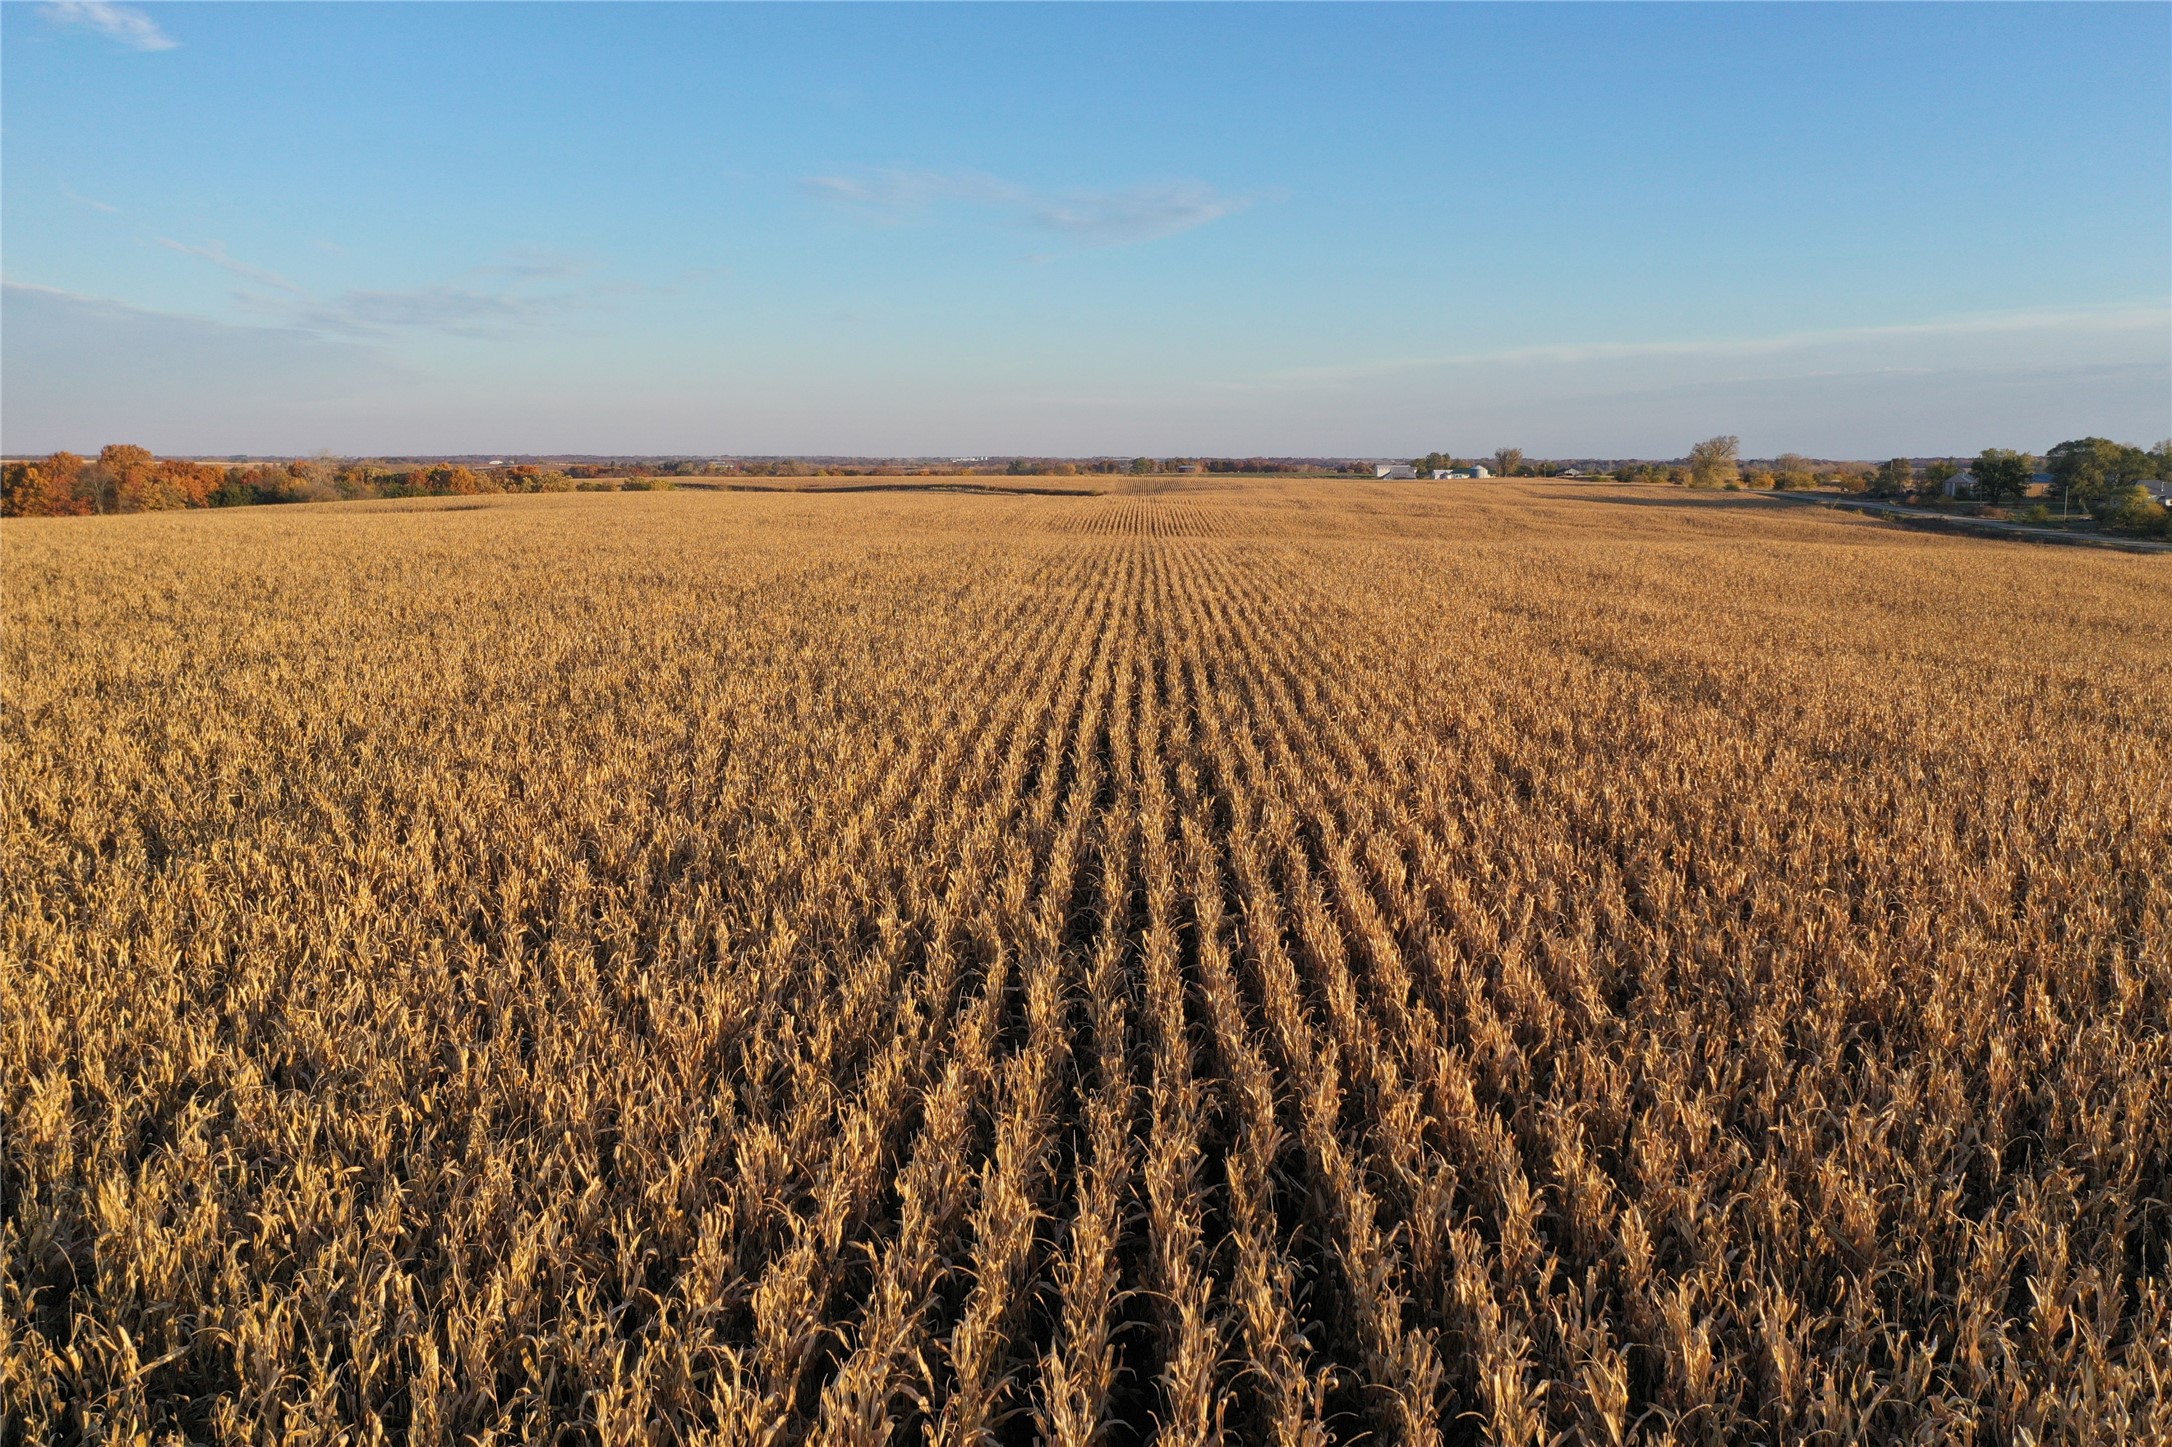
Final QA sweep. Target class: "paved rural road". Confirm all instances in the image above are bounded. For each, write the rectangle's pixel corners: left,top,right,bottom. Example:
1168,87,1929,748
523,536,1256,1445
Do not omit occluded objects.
1747,490,2172,554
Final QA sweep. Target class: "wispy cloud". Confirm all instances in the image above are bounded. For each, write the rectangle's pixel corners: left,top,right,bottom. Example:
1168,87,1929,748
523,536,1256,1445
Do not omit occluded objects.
157,238,302,293
1244,303,2172,390
804,168,1257,250
233,277,633,340
152,235,619,338
40,1,177,51
1032,184,1254,246
478,247,594,282
275,286,573,339
803,169,998,214
63,186,121,214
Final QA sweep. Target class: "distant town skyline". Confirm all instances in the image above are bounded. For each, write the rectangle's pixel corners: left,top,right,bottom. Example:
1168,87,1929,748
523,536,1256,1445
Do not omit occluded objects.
5,2,2167,457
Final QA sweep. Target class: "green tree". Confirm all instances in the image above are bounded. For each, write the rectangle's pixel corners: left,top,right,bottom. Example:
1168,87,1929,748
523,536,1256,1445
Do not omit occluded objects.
1971,448,2033,505
1491,447,1524,478
1686,435,1741,490
1921,460,1960,495
2045,437,2158,518
2104,484,2168,532
2045,437,2122,515
1129,457,1157,474
2041,436,2163,514
2110,444,2149,484
1875,458,1915,495
210,469,265,507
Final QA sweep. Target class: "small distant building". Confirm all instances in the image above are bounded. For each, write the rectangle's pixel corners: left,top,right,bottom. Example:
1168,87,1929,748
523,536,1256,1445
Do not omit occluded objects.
1375,463,1417,480
2139,478,2171,504
1430,469,1453,480
1175,461,1201,473
1437,464,1491,480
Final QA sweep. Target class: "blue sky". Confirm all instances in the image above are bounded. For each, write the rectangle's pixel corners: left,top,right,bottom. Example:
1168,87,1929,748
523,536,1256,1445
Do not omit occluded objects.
5,1,2167,458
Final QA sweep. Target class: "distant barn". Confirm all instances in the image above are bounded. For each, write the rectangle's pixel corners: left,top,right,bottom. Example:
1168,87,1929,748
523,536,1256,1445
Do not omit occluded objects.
1374,463,1418,480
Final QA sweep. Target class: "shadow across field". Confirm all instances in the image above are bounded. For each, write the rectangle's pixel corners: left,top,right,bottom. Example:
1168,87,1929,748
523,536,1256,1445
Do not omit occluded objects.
1563,493,1796,510
1545,485,2169,553
358,500,506,514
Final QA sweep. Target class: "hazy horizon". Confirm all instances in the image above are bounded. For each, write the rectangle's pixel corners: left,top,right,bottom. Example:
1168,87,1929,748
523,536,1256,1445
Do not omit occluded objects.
5,2,2168,458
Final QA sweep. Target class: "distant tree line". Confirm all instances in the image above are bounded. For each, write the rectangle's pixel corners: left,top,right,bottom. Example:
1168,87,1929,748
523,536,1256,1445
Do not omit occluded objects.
0,451,1076,513
1397,433,2170,536
1008,458,1331,476
2,448,1359,514
0,447,668,516
1406,448,1606,479
1650,434,2171,534
13,439,2167,533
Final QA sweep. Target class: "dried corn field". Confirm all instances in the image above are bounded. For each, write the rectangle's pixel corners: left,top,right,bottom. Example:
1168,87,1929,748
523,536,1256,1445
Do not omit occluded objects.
5,480,2170,1446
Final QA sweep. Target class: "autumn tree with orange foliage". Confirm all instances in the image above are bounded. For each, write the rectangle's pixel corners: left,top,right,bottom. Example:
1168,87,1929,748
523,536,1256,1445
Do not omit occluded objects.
1,452,92,517
0,446,583,515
